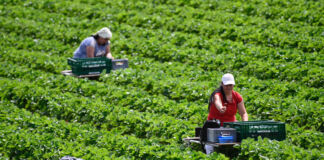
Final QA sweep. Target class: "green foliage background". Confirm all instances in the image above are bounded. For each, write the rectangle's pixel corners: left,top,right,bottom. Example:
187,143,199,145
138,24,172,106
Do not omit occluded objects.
0,0,323,159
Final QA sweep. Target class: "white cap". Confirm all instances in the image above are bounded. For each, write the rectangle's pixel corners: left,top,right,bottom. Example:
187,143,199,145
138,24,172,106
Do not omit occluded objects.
96,27,112,39
222,73,235,85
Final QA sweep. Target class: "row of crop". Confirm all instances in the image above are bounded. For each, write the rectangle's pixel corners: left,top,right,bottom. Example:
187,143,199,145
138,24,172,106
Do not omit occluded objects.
2,3,323,53
237,138,323,159
1,19,322,87
103,61,322,104
126,0,323,26
0,101,224,159
102,57,322,102
0,51,207,123
0,32,73,57
3,0,322,33
0,101,121,159
113,11,323,53
144,0,323,26
0,50,66,75
2,100,323,160
4,1,322,38
0,76,204,143
286,125,324,151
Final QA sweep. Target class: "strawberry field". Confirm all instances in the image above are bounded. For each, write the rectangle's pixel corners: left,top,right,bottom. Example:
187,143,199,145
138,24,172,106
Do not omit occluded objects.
0,0,323,159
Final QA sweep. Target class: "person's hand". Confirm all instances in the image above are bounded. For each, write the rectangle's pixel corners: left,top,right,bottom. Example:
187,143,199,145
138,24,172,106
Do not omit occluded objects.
106,53,114,60
217,105,226,113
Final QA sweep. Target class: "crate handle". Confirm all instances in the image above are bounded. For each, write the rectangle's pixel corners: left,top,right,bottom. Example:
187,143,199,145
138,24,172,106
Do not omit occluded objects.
115,62,124,66
68,58,77,62
220,132,232,136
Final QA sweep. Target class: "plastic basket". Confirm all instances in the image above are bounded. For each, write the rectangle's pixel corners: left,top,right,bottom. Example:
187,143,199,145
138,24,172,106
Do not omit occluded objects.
67,57,112,75
223,121,286,142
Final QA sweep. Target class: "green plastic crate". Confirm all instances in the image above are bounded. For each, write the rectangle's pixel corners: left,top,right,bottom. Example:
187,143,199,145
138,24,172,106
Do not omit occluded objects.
223,121,286,142
67,57,112,75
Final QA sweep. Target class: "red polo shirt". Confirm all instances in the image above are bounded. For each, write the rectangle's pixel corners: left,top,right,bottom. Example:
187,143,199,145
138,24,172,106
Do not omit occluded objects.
207,91,243,125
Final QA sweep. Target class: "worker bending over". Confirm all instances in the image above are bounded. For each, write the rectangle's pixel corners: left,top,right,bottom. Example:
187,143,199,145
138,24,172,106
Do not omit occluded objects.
73,27,114,59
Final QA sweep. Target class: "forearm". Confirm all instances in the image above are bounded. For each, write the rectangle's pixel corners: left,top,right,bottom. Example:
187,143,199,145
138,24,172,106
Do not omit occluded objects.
213,95,226,113
105,45,113,59
86,46,95,58
240,113,248,121
213,95,222,109
87,53,94,58
214,101,223,110
237,102,248,121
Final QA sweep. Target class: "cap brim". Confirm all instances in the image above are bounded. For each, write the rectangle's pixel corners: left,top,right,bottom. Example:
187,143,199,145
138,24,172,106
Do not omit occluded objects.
223,81,235,85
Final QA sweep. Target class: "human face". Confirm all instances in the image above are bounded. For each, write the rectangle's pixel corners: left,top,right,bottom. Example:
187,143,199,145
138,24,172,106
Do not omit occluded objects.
222,83,234,93
97,37,110,45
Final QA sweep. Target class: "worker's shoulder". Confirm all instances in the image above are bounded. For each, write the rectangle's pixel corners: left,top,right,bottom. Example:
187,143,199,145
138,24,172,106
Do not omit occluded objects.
82,36,95,42
232,91,243,101
80,37,95,46
232,90,242,95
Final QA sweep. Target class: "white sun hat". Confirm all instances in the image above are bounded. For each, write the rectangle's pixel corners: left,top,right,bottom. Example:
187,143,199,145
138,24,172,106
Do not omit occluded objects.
96,27,112,39
222,73,235,85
